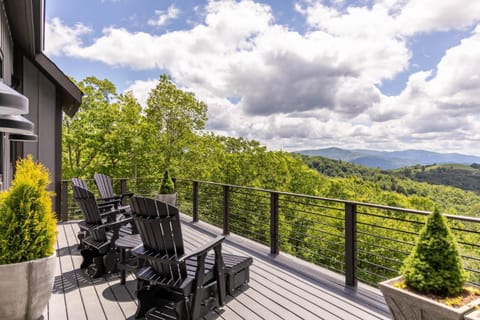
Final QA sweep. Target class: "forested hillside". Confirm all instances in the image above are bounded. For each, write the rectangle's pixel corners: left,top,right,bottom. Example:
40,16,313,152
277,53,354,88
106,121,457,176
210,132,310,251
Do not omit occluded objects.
300,155,480,216
297,147,480,169
63,76,480,217
302,154,480,195
393,164,480,194
302,153,480,194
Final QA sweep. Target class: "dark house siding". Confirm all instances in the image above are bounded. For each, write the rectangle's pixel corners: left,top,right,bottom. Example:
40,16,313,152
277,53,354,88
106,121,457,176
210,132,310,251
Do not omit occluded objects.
0,0,13,84
23,57,60,209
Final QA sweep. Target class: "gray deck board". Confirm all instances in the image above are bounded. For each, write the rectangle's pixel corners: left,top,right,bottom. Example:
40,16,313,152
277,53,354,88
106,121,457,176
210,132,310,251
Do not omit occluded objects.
56,221,88,320
44,220,392,320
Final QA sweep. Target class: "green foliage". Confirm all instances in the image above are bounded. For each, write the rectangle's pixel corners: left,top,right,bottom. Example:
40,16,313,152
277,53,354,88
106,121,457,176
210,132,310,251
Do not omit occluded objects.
394,164,480,194
145,74,207,172
159,170,175,194
0,156,57,264
62,77,147,180
302,155,480,216
401,208,466,296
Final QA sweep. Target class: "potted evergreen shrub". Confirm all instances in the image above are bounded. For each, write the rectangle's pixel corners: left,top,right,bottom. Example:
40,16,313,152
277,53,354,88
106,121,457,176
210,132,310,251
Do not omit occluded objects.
379,207,480,320
155,169,177,206
0,156,57,320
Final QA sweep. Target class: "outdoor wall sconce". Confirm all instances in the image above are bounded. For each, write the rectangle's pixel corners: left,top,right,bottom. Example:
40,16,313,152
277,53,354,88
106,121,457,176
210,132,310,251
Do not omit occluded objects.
0,81,28,115
0,114,34,135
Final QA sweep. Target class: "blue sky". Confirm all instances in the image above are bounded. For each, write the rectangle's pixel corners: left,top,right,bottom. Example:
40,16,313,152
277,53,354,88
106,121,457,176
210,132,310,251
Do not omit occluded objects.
46,0,480,155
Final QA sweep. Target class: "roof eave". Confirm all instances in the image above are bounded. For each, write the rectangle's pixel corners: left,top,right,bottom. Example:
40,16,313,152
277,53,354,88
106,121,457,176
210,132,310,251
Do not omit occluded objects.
34,53,83,117
4,0,38,58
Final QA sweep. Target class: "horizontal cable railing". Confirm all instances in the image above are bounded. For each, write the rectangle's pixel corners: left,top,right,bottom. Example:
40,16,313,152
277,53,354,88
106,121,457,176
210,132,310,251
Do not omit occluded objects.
60,177,480,288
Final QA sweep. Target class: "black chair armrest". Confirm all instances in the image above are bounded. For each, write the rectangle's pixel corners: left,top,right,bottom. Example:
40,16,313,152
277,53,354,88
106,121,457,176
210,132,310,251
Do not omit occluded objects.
97,198,120,207
99,211,114,219
132,243,143,252
104,216,133,228
92,216,132,232
93,216,133,245
120,192,134,202
99,208,125,222
78,220,94,232
98,196,122,203
179,235,225,263
97,202,115,213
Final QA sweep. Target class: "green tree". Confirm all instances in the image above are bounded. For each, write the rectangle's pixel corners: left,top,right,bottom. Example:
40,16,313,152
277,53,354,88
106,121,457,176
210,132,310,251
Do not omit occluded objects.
62,77,145,180
144,75,207,174
63,77,119,178
401,208,466,296
0,156,56,264
159,169,175,194
97,92,146,178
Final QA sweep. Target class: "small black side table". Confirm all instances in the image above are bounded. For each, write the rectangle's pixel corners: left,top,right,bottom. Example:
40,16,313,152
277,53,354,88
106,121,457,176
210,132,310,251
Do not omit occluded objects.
115,234,142,284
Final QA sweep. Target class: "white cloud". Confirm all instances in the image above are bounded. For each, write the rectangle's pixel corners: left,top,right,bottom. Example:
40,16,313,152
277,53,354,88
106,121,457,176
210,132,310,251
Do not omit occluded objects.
395,0,480,35
298,3,409,84
48,0,480,154
148,4,180,27
366,26,480,150
44,18,91,56
68,27,166,69
427,26,480,113
124,79,158,107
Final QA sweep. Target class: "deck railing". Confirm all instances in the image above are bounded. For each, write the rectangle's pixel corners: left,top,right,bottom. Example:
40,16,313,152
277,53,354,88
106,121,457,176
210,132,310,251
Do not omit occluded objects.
60,177,480,288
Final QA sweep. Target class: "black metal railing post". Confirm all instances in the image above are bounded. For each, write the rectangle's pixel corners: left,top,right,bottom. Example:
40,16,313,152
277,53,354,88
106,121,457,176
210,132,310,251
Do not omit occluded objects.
61,180,68,221
345,202,357,287
120,178,127,205
223,185,230,235
270,192,279,255
193,181,199,222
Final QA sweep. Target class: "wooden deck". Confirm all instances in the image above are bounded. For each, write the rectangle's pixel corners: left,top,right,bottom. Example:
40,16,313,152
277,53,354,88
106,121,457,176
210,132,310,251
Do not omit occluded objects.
44,217,392,320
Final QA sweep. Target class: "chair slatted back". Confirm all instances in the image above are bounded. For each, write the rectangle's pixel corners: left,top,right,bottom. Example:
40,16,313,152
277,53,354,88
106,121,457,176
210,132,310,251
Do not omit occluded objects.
94,173,115,199
72,185,106,241
71,177,88,190
131,196,187,279
165,203,185,256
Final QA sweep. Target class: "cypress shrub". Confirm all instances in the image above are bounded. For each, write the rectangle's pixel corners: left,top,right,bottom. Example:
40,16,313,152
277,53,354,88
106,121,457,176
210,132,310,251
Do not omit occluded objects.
400,207,466,296
0,156,57,264
159,169,175,194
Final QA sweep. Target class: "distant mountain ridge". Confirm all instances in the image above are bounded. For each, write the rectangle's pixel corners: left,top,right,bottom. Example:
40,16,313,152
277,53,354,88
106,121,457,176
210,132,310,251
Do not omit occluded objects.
295,147,480,170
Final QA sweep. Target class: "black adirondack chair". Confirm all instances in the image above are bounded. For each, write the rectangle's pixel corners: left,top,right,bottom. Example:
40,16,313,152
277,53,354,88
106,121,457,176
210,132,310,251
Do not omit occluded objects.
71,177,88,189
72,177,120,211
94,173,133,209
72,177,125,248
130,196,227,319
72,185,135,278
